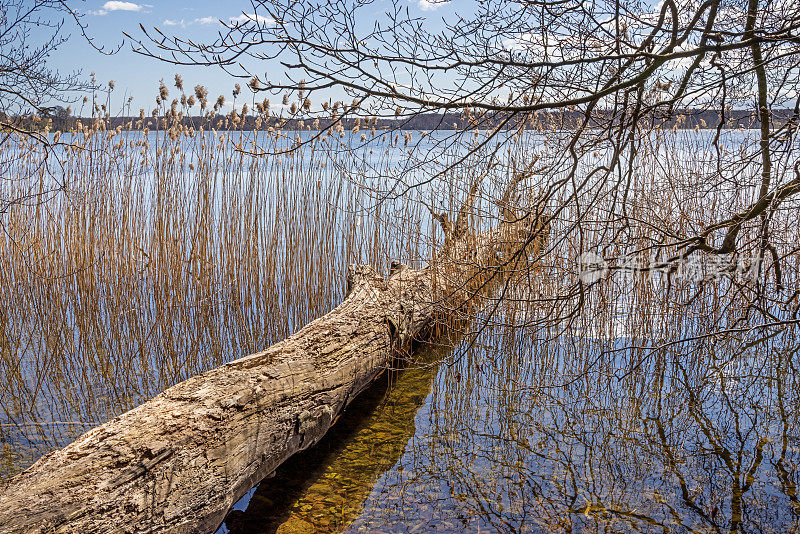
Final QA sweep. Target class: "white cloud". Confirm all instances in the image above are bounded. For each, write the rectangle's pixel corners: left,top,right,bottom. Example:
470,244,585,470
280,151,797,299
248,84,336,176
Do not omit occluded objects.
104,1,142,11
91,1,146,15
156,12,274,28
230,13,274,25
418,0,450,11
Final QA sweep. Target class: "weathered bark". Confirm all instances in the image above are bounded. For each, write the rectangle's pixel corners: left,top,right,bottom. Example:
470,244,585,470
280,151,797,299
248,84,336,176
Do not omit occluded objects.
0,206,545,533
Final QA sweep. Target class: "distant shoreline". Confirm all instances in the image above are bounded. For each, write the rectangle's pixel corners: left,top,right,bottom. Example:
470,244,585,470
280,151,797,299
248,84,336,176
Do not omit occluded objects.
4,109,794,134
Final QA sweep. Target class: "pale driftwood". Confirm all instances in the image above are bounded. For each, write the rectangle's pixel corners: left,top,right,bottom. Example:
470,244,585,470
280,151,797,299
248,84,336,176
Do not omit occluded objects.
0,197,545,533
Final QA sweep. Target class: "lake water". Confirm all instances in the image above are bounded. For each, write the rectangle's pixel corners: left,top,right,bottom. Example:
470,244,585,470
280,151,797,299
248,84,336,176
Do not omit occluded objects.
1,127,798,532
216,323,800,533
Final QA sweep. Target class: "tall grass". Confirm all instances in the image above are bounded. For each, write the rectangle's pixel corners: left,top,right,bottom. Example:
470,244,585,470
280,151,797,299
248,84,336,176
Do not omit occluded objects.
0,98,433,478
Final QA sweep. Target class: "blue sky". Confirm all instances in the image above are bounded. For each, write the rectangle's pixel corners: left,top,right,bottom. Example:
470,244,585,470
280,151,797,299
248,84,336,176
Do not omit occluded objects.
47,0,456,116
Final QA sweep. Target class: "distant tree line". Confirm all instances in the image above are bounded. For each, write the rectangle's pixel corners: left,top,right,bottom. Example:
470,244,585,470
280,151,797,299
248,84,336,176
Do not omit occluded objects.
5,108,794,133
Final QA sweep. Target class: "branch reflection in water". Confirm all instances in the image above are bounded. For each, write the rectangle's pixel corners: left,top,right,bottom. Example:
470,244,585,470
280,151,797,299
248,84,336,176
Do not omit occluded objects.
347,324,800,532
218,313,800,533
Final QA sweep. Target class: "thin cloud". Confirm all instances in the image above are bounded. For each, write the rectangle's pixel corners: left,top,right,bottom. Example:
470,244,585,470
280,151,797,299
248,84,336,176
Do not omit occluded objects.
229,13,274,25
161,14,272,28
418,0,450,11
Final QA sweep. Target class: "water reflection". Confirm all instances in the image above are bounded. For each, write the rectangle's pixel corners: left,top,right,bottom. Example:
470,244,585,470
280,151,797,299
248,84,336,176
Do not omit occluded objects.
213,319,800,533
343,326,800,533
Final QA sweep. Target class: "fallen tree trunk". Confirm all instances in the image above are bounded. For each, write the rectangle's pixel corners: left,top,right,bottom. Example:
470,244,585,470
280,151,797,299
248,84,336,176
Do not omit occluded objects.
0,183,547,533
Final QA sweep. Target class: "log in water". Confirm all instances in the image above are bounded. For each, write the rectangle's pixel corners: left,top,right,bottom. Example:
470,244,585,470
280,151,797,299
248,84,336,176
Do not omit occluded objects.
0,189,546,533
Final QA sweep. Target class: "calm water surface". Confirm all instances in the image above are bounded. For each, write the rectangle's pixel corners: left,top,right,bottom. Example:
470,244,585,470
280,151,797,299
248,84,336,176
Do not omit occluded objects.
218,322,800,533
2,128,798,533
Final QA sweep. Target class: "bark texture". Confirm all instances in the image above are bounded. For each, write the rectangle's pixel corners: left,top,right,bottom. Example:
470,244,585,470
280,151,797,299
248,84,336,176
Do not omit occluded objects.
0,203,545,533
